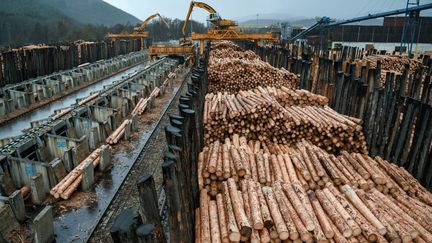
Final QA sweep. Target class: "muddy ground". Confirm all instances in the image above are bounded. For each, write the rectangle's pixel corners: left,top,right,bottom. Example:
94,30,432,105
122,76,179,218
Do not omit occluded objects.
89,71,189,242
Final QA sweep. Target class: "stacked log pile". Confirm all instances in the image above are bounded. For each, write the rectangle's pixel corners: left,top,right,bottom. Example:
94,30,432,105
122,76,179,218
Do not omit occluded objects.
261,86,329,107
210,48,259,60
208,58,298,93
365,55,423,75
131,87,160,116
194,42,432,242
131,97,150,116
208,42,298,93
364,55,424,85
50,146,107,199
109,87,160,144
196,178,432,242
106,119,131,145
198,135,432,206
211,41,244,51
203,87,366,153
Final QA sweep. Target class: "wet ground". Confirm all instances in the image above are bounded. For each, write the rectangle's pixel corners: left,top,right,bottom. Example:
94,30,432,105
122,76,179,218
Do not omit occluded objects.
45,68,190,242
0,64,146,140
88,71,189,243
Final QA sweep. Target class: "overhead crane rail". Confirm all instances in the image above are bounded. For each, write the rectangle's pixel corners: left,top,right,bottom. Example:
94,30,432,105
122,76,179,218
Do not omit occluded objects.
289,2,432,49
148,45,196,59
325,3,432,27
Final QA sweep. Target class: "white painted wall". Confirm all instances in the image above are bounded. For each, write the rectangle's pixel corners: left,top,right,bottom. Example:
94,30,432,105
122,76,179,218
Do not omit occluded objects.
332,42,432,54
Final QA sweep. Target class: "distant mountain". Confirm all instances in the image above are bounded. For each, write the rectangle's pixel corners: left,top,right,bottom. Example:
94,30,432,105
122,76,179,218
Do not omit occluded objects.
236,13,307,23
0,0,142,46
0,0,141,27
239,18,318,28
240,19,285,27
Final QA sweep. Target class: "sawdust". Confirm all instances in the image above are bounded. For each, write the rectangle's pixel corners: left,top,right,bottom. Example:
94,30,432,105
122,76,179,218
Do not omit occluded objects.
54,192,97,214
7,225,32,243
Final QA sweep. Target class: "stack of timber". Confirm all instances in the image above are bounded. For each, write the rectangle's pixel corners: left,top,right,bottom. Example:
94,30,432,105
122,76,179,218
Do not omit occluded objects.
131,87,160,116
264,86,329,107
196,178,432,242
108,87,160,144
131,97,150,116
210,48,259,60
363,55,424,85
106,119,131,145
208,58,298,93
194,41,432,242
198,135,432,206
203,87,366,153
50,146,106,200
208,43,298,93
364,55,423,75
211,41,244,51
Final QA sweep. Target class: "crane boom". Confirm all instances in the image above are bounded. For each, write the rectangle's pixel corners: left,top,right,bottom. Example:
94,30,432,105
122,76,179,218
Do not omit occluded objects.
135,13,170,33
289,17,331,41
107,13,170,50
182,1,236,35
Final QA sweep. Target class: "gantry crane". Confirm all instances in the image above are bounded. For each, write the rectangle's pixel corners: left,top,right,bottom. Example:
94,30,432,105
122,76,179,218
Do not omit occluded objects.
182,1,279,54
290,3,432,54
107,13,170,50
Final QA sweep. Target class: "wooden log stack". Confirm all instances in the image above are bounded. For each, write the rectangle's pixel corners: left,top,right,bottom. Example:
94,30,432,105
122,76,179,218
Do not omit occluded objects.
211,41,244,51
363,55,424,86
106,119,130,145
196,178,432,242
259,86,329,107
365,55,423,75
210,48,259,60
208,58,298,93
204,87,366,154
50,145,107,199
150,87,160,98
198,135,432,208
193,41,432,242
131,97,150,116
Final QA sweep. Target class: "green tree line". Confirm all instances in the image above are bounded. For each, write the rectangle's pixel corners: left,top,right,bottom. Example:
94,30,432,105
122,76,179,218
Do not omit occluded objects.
0,13,207,48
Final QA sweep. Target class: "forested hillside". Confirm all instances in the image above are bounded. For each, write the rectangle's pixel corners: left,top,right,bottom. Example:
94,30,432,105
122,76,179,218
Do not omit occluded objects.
0,0,207,47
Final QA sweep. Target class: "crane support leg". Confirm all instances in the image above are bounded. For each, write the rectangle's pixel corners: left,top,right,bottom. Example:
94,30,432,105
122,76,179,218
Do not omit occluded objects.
200,40,205,55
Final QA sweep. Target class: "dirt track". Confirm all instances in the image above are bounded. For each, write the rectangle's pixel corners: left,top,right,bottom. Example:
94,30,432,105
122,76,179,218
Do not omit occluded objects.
89,69,189,242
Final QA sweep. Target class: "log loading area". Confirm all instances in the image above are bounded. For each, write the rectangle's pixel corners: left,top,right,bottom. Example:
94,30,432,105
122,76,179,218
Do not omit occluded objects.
0,1,431,243
124,40,430,243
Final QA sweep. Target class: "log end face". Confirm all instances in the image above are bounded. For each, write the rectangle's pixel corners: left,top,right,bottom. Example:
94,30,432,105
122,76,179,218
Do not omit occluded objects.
253,222,263,231
240,226,252,239
279,231,289,241
228,232,241,242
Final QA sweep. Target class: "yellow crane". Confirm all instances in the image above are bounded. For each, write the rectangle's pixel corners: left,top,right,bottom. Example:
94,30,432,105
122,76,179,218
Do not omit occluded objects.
107,13,170,50
134,13,170,35
182,1,237,35
181,1,279,54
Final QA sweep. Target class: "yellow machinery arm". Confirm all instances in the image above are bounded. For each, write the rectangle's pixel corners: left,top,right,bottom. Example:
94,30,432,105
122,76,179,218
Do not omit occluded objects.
135,13,170,33
107,13,170,50
182,1,236,35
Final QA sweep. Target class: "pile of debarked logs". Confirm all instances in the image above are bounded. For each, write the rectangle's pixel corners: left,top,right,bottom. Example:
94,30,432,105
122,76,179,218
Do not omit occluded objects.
194,42,432,243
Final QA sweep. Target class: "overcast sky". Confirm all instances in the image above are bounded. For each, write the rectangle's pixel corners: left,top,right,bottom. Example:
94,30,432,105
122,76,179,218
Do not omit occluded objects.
103,0,431,22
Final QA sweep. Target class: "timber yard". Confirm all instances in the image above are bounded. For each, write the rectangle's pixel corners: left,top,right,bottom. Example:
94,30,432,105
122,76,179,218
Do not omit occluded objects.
0,0,431,242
